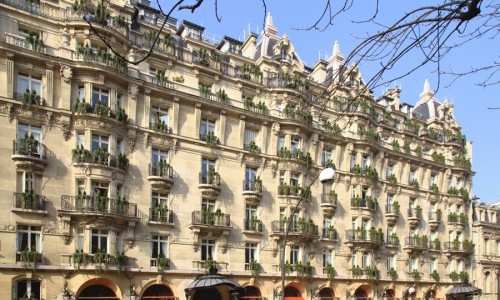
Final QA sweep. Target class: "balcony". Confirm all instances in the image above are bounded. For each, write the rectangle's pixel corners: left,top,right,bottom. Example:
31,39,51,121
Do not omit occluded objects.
12,192,47,215
447,213,468,230
344,229,384,249
320,192,337,215
16,250,43,269
147,207,174,227
199,132,220,148
429,240,442,252
59,194,139,225
12,139,48,171
198,172,221,198
276,148,313,171
243,218,263,234
350,197,378,218
190,210,231,233
5,33,46,54
385,234,400,249
384,204,400,226
428,211,442,231
147,163,174,191
149,121,172,134
407,207,423,229
71,148,127,182
443,240,475,256
403,236,429,252
242,180,263,203
320,227,338,243
270,220,318,242
277,184,311,208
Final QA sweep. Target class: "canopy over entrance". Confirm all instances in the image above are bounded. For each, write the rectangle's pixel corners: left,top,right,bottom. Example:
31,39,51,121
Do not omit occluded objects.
446,284,481,299
185,275,243,299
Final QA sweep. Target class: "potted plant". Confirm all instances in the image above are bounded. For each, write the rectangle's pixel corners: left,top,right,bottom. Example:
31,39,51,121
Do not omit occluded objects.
436,209,442,221
72,249,87,270
93,248,108,270
156,252,169,272
20,247,39,271
203,256,217,274
249,259,260,277
388,267,398,280
431,270,440,282
411,269,421,282
392,201,400,214
207,167,218,185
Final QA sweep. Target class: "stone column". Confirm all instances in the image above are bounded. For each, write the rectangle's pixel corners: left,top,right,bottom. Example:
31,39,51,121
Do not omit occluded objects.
260,122,268,154
143,89,151,128
5,54,15,98
194,104,201,139
127,84,138,125
45,64,54,106
219,110,226,145
59,65,73,110
239,116,246,148
171,97,179,134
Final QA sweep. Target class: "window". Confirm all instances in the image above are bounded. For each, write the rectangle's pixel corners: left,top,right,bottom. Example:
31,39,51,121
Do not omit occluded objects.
457,260,463,272
322,249,333,268
201,158,216,182
115,139,124,155
77,133,85,148
409,256,418,272
361,252,369,269
151,235,168,265
484,239,489,255
245,204,258,230
91,134,109,152
279,208,286,230
18,123,41,142
245,243,258,269
429,174,437,188
16,280,41,300
350,153,356,170
290,136,300,152
78,85,85,101
90,229,108,253
201,239,215,261
17,225,41,252
17,74,42,98
351,251,358,268
18,171,40,193
409,168,417,184
202,198,215,212
278,135,285,150
244,128,258,148
91,88,109,108
245,167,257,190
91,181,109,198
152,148,168,167
386,255,395,271
430,258,437,273
289,245,300,265
386,163,394,179
361,155,368,169
279,171,286,184
322,148,333,167
152,192,168,208
151,104,169,128
290,172,299,186
200,118,216,139
76,228,85,251
115,231,122,253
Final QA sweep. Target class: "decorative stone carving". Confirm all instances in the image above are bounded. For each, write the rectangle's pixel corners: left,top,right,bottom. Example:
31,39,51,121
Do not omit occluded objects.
0,224,16,232
128,84,139,100
60,65,72,83
127,137,136,152
272,122,280,134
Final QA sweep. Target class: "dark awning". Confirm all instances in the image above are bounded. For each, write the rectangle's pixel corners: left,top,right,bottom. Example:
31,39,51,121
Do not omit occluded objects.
185,275,244,296
446,284,482,296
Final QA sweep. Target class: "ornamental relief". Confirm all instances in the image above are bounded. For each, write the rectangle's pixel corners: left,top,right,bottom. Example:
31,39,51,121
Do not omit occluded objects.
144,132,176,149
73,118,127,137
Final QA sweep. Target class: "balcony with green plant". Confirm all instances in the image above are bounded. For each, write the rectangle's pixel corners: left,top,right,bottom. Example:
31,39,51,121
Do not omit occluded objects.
322,120,342,136
321,225,338,242
152,253,170,272
384,201,400,226
388,268,398,281
243,96,268,115
270,218,318,242
19,88,43,106
294,261,314,277
242,177,263,203
386,233,400,248
277,147,313,168
238,64,263,84
358,127,381,145
198,168,221,197
320,190,337,214
404,119,420,135
428,209,442,231
147,160,174,191
404,235,429,252
350,164,379,181
444,239,475,255
191,209,231,228
453,155,472,171
17,247,42,271
350,196,379,214
200,131,220,148
323,263,336,280
277,183,312,202
12,135,47,169
150,119,171,133
148,205,173,225
407,206,423,228
345,228,384,249
281,104,313,126
244,216,263,233
246,259,261,277
431,270,440,282
13,191,46,213
244,141,261,154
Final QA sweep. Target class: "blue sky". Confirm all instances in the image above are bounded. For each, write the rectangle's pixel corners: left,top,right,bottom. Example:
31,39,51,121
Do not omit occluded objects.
168,1,500,203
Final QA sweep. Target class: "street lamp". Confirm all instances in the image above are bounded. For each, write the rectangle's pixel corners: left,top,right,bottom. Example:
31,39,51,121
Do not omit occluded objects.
280,167,336,300
130,287,138,300
62,288,71,300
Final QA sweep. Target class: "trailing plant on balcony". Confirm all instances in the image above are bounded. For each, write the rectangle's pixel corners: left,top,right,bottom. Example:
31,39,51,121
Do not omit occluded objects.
116,153,129,171
403,142,411,154
436,209,442,221
351,164,379,181
153,205,169,222
358,127,381,144
155,70,166,86
93,2,110,24
207,167,219,185
249,215,262,231
421,235,429,247
115,107,128,124
365,266,380,280
356,227,367,240
156,159,170,177
411,269,421,282
323,120,342,135
415,205,423,218
77,43,92,60
72,145,91,163
73,98,91,114
215,88,228,103
75,190,87,210
25,33,43,52
448,186,459,196
93,100,110,117
453,155,472,170
93,249,108,270
327,226,337,239
452,238,461,250
253,176,262,192
203,256,217,274
459,188,469,201
432,151,446,165
405,119,420,134
459,271,469,283
325,263,335,280
199,83,212,99
414,146,423,158
328,190,338,203
72,250,87,270
323,159,336,168
391,140,400,151
392,201,400,214
283,104,313,125
410,179,419,190
241,64,263,82
20,292,37,300
459,213,469,225
463,240,475,252
365,196,379,211
156,252,169,272
280,260,292,276
20,247,39,271
72,0,87,14
246,141,260,153
194,48,210,66
114,195,129,215
295,261,313,277
162,35,174,52
204,131,219,148
388,267,398,280
20,189,37,210
97,47,112,63
92,147,109,165
151,119,169,133
112,15,127,28
95,192,108,213
431,183,440,195
115,251,127,271
390,233,400,246
22,89,41,106
431,270,440,282
249,259,260,277
388,174,398,185
18,134,39,156
433,238,441,250
449,271,459,282
351,265,363,278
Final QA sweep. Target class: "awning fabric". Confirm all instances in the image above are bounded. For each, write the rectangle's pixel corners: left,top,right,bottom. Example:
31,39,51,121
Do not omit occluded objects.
184,275,244,295
285,297,305,300
446,284,482,296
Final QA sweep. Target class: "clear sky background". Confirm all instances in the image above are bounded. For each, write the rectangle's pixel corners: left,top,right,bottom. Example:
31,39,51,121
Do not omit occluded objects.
166,0,499,203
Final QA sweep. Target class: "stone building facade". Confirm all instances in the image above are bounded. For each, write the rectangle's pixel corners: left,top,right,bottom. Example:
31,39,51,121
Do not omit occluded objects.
0,0,478,299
